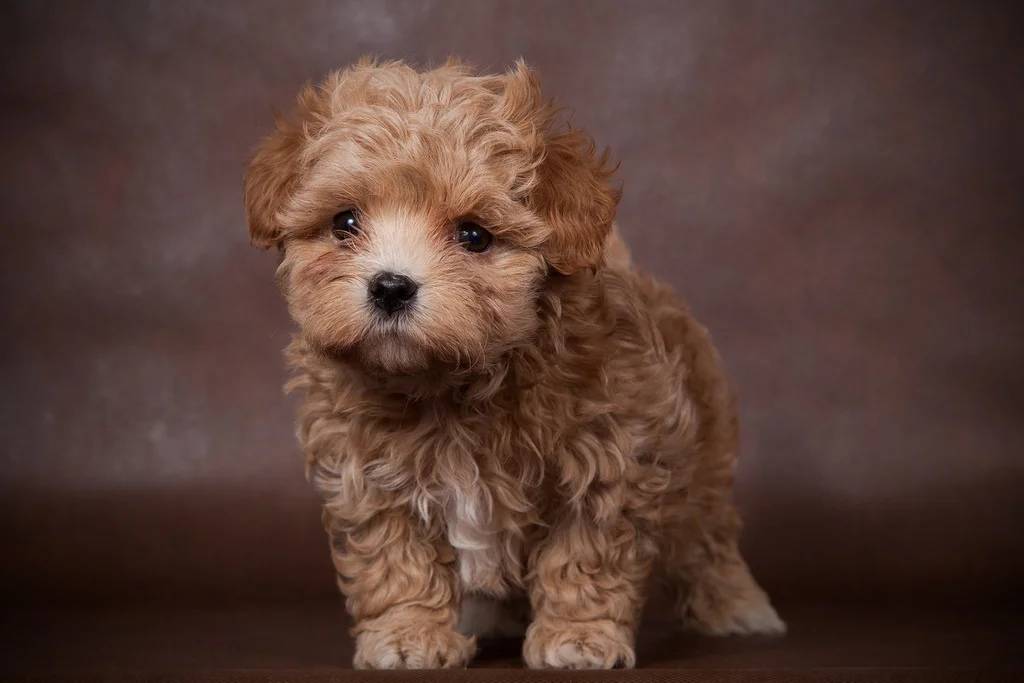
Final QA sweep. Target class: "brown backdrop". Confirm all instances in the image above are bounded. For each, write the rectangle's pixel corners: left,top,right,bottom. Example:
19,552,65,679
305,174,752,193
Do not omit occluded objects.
1,0,1022,612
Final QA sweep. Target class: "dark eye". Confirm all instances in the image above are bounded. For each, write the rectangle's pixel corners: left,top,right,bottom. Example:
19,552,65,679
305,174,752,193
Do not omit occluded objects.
331,209,359,240
456,222,493,253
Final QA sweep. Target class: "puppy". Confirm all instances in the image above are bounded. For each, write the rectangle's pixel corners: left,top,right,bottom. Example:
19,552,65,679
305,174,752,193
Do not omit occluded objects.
244,58,783,670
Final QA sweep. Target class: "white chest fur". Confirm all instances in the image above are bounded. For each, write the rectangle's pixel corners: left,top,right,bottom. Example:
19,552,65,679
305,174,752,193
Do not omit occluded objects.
443,481,508,595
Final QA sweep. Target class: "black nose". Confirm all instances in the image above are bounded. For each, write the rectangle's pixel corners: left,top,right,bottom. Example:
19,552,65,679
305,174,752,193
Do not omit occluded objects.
368,272,418,314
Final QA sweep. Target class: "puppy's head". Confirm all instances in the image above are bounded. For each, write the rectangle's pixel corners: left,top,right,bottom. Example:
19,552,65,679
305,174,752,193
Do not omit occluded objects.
245,59,618,376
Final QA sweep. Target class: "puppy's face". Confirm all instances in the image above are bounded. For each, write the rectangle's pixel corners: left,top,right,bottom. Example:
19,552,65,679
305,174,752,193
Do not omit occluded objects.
245,60,618,376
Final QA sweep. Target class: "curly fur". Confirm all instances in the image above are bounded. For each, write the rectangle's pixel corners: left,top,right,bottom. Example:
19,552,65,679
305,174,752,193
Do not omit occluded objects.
244,58,783,670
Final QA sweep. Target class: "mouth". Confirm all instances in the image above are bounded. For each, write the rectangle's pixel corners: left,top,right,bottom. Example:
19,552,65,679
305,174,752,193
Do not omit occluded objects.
325,309,427,373
362,332,432,375
367,306,415,338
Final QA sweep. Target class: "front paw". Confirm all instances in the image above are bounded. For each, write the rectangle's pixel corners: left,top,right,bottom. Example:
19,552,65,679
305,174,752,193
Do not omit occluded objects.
354,621,476,669
523,617,636,669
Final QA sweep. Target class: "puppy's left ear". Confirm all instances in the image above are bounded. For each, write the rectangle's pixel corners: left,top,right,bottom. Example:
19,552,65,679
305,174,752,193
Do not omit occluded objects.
499,62,621,274
531,128,620,274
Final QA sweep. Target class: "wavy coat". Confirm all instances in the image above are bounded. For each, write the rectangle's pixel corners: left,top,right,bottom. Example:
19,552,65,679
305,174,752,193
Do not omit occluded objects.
245,58,783,669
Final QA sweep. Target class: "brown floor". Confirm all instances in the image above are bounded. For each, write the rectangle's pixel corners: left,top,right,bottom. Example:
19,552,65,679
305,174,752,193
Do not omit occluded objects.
3,602,1020,681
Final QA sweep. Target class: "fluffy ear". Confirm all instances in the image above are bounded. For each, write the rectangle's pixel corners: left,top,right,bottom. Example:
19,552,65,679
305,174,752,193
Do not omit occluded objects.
243,84,331,249
531,128,620,274
500,61,621,274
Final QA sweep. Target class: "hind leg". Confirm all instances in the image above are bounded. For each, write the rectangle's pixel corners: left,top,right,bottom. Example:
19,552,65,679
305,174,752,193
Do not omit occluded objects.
681,542,785,636
653,291,784,636
665,502,785,636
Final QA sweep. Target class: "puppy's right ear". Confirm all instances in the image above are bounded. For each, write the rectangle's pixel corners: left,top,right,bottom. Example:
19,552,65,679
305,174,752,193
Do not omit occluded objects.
244,84,330,249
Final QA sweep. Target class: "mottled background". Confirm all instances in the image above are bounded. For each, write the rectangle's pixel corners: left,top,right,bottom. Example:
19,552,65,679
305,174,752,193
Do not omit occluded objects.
1,0,1021,612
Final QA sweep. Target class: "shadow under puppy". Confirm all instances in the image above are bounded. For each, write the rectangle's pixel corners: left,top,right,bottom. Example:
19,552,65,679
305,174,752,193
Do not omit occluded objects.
244,58,784,670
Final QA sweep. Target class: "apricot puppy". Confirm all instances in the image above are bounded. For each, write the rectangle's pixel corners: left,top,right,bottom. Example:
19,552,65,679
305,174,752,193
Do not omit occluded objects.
244,58,783,670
